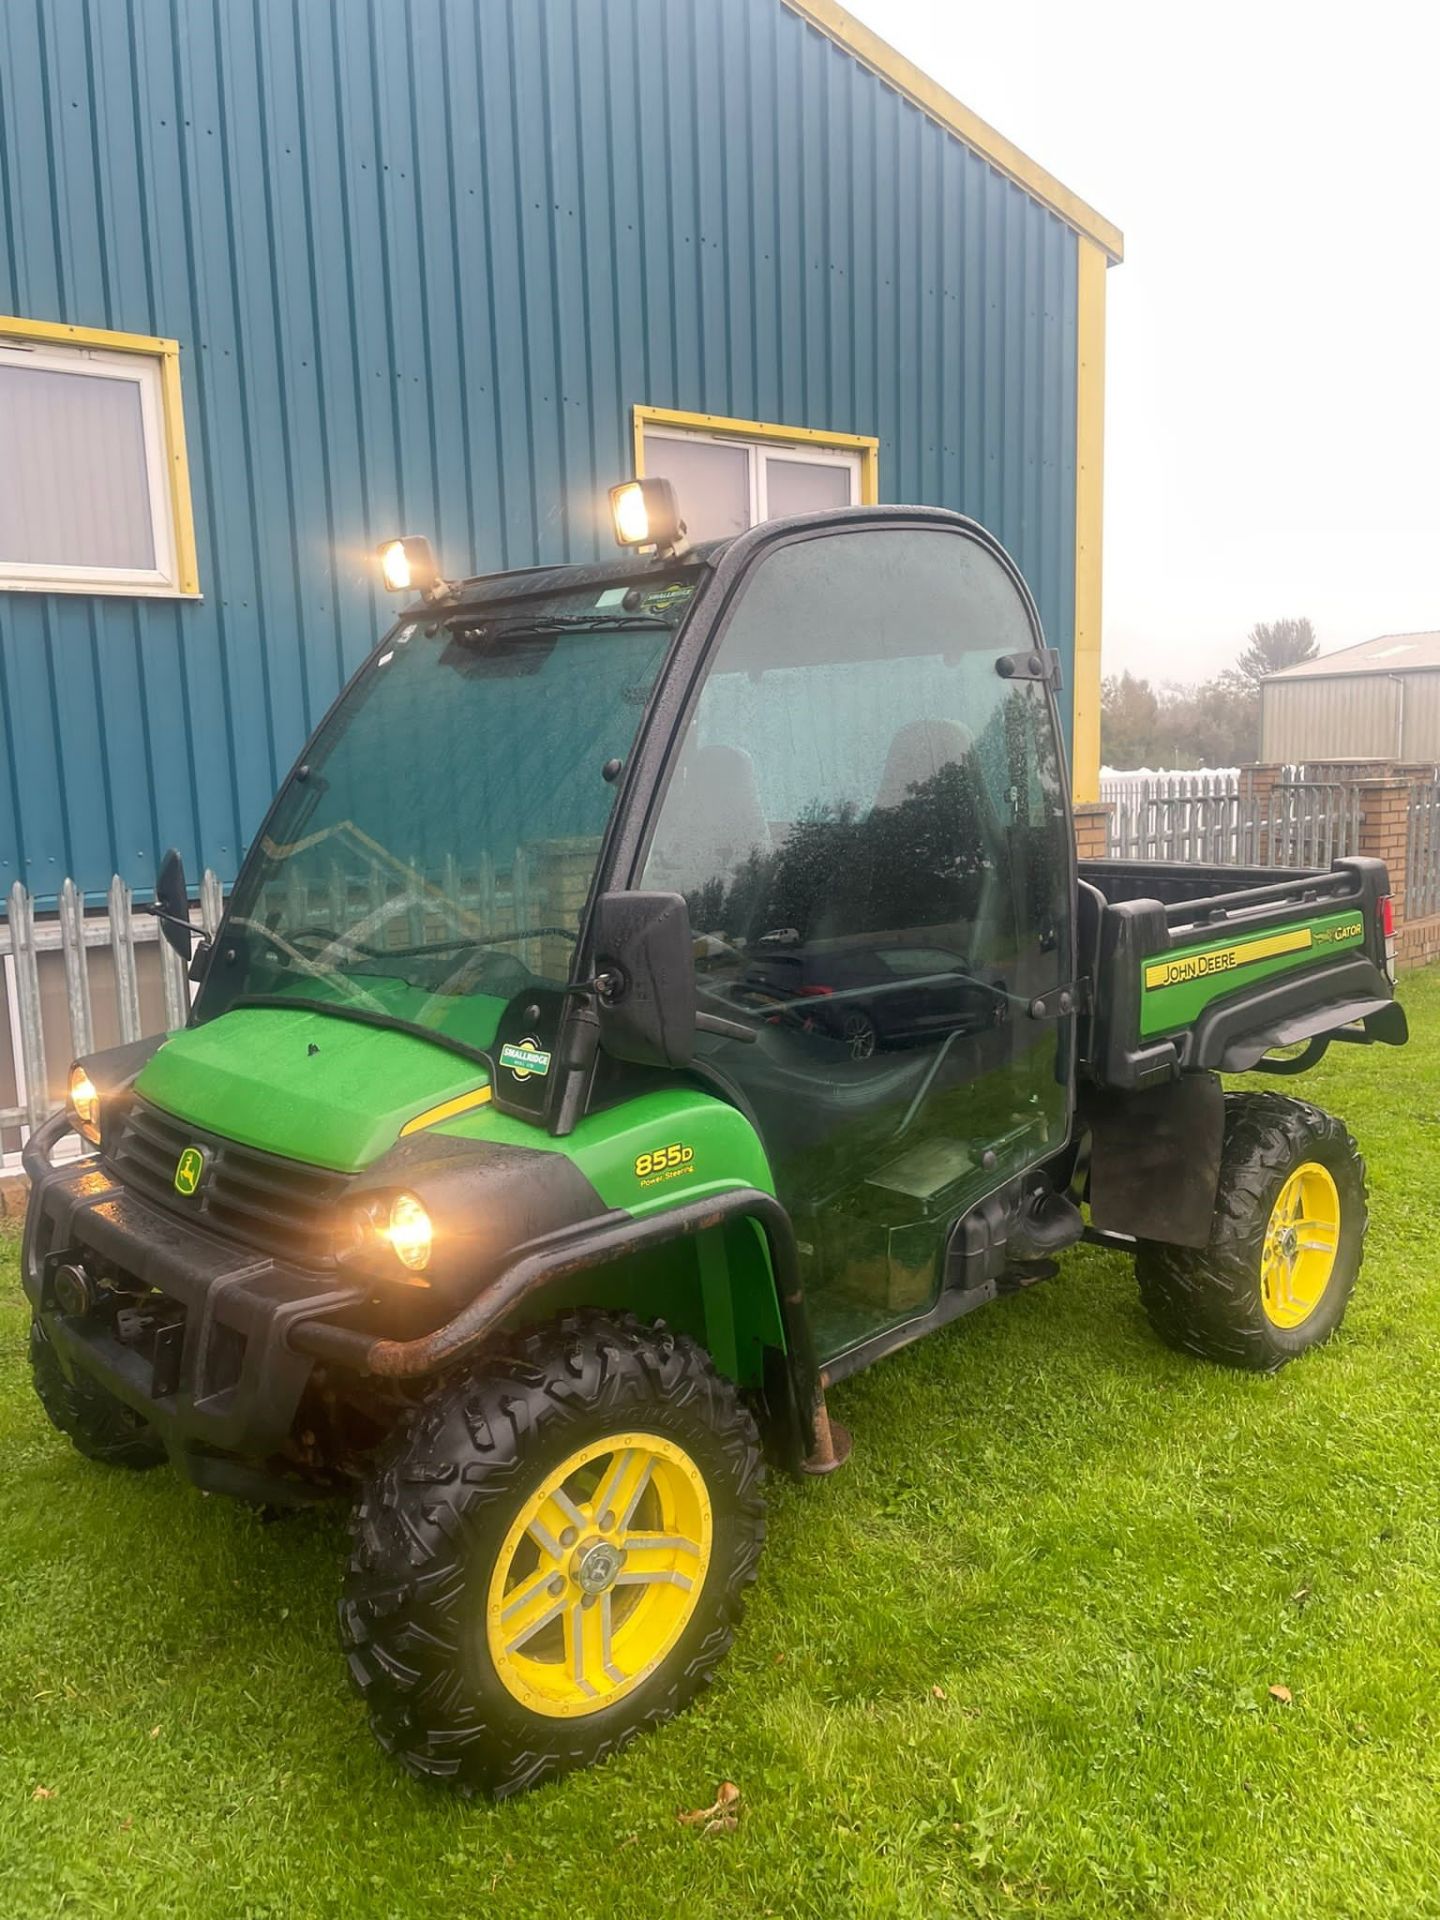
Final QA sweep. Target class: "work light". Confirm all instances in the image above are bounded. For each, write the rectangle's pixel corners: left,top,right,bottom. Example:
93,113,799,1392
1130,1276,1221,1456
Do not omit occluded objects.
609,477,683,553
376,535,438,594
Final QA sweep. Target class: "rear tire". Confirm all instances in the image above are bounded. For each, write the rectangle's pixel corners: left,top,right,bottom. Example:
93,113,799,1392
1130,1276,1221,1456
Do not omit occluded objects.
340,1311,765,1797
1135,1093,1366,1372
28,1319,166,1468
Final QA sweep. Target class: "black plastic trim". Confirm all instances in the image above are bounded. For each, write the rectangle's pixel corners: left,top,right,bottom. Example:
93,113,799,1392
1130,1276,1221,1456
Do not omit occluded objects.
289,1186,821,1473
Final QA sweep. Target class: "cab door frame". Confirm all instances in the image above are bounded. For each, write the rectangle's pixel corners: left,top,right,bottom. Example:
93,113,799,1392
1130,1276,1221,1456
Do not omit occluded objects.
577,508,1081,1365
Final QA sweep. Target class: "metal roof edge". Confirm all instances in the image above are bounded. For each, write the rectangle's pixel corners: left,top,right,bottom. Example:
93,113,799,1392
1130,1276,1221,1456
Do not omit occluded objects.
780,0,1125,263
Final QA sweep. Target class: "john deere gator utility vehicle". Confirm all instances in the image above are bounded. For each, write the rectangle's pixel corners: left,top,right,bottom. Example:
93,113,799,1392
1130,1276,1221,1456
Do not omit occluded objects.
22,487,1406,1795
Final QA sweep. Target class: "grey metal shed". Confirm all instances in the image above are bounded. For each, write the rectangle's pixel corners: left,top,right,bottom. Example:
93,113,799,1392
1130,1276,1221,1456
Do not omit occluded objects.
1261,632,1440,763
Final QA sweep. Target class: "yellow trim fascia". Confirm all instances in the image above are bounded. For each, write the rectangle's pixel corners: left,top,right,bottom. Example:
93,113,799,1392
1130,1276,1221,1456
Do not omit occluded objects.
0,313,177,356
633,405,880,504
1072,238,1107,805
0,314,201,598
157,343,201,596
399,1086,494,1136
780,0,1123,264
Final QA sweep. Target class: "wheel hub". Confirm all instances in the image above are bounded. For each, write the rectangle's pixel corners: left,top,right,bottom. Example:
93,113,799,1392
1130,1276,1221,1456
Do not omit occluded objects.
485,1430,714,1719
571,1537,624,1595
1261,1160,1341,1329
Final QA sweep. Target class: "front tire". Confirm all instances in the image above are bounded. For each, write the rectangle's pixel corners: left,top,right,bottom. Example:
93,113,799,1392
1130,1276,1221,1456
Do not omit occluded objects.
1135,1093,1366,1371
28,1319,166,1468
340,1312,766,1797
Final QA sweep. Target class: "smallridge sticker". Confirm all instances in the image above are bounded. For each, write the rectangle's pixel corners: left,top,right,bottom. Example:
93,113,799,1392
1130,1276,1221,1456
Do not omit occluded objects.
499,1038,552,1081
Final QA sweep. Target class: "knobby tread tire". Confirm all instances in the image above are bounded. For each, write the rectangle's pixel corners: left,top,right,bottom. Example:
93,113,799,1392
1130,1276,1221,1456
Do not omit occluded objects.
28,1319,167,1469
1135,1092,1367,1373
339,1310,766,1798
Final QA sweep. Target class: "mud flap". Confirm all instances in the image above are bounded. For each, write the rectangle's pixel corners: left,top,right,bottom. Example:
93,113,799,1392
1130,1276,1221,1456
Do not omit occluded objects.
1085,1073,1224,1248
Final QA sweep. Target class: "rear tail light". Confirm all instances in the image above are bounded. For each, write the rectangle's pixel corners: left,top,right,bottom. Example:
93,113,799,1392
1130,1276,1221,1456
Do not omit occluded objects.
798,984,834,997
1381,894,1395,939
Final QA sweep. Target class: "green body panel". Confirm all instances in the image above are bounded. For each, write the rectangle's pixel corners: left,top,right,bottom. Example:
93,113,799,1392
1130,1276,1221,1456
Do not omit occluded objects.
1139,909,1366,1039
135,1007,493,1172
433,1085,778,1214
139,1013,786,1380
433,1086,785,1377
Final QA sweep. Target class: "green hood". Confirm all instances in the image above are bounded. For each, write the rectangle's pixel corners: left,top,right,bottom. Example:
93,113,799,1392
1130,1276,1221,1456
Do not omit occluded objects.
134,1006,492,1172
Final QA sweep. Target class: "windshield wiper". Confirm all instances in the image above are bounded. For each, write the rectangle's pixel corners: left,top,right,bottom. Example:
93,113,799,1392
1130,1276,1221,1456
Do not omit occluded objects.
480,613,673,640
223,915,391,1012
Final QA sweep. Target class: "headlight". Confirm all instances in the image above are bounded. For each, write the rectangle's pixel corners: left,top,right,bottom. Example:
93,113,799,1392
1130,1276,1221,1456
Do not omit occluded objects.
341,1190,433,1279
386,1192,433,1273
67,1064,100,1145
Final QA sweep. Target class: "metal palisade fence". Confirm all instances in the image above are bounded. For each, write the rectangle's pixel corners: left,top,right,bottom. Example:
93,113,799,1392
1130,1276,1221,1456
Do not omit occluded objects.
1100,769,1363,869
1407,779,1440,922
1,873,224,1163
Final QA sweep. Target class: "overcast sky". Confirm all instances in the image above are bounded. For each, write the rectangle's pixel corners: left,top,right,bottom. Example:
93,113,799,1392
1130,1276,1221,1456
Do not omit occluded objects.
845,0,1440,684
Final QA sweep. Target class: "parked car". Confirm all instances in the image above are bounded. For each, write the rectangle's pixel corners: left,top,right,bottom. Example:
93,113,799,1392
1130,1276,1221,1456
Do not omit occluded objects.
742,937,1004,1058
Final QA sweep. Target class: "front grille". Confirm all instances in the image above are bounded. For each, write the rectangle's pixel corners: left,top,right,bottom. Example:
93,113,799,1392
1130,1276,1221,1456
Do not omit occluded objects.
106,1097,350,1266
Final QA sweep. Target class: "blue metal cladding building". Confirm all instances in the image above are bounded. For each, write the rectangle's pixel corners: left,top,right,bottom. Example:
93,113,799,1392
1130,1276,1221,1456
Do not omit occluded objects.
0,0,1121,903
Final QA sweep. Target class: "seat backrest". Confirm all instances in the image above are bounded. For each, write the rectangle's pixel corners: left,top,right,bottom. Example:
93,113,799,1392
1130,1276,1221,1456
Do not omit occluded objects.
872,717,974,812
646,742,772,900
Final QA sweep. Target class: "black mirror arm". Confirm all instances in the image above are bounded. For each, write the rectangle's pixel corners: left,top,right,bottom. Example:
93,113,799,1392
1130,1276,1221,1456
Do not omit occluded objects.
571,969,758,1046
143,902,196,936
695,1008,759,1045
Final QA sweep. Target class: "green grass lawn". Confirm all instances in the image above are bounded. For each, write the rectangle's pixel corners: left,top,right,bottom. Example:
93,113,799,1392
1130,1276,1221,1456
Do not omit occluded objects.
4,974,1440,1918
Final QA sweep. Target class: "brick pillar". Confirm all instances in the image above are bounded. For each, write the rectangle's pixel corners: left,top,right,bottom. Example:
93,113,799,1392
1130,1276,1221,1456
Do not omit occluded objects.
1238,765,1285,864
1073,801,1110,862
1356,778,1410,922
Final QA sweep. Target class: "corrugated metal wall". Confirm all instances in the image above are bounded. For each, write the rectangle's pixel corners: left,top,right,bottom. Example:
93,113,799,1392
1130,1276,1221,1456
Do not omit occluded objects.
1263,672,1440,764
0,0,1079,900
1262,677,1403,762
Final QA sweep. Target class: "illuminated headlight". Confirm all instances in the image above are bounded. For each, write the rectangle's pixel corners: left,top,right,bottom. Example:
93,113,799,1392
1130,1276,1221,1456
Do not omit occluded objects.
67,1064,100,1146
386,1192,433,1273
342,1191,433,1279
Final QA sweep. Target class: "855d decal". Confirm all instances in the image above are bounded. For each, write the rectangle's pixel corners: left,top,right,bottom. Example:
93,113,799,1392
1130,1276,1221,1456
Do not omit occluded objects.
634,1142,695,1188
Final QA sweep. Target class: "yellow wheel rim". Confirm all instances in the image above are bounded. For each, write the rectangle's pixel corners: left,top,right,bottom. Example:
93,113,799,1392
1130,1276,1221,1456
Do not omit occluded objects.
485,1431,714,1719
1261,1160,1341,1328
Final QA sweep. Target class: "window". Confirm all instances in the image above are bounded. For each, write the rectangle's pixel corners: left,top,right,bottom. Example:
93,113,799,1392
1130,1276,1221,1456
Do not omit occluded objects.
640,524,1070,1362
633,406,877,545
0,318,199,597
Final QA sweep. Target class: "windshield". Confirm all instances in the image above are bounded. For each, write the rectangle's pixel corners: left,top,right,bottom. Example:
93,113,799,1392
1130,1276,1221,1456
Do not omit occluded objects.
197,576,697,1054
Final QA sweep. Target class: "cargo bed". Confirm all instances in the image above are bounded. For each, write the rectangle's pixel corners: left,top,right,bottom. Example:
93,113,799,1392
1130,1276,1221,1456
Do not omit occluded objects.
1076,856,1406,1090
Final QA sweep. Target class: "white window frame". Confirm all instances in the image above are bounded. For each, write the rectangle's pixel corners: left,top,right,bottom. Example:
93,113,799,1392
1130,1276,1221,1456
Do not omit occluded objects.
0,317,200,599
633,406,879,540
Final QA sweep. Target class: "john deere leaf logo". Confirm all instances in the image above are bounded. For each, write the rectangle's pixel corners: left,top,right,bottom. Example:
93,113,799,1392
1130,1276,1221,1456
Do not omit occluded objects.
174,1146,206,1196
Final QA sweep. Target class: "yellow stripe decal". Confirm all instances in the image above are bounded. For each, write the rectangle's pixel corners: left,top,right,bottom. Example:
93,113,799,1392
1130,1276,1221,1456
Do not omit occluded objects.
1144,928,1313,991
399,1086,493,1136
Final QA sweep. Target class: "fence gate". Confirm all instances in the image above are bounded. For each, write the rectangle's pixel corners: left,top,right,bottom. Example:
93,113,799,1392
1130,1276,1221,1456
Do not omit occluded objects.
1,874,224,1168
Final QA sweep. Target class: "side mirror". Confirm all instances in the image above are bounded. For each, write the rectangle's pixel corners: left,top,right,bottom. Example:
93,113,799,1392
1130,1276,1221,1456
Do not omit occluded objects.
590,891,696,1069
155,847,193,961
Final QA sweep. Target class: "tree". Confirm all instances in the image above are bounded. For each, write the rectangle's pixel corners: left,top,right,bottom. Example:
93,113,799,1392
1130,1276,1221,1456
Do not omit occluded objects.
1101,672,1162,768
1236,617,1318,688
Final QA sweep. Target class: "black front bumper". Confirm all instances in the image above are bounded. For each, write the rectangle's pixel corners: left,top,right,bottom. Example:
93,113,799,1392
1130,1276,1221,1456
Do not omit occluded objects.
22,1113,366,1494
